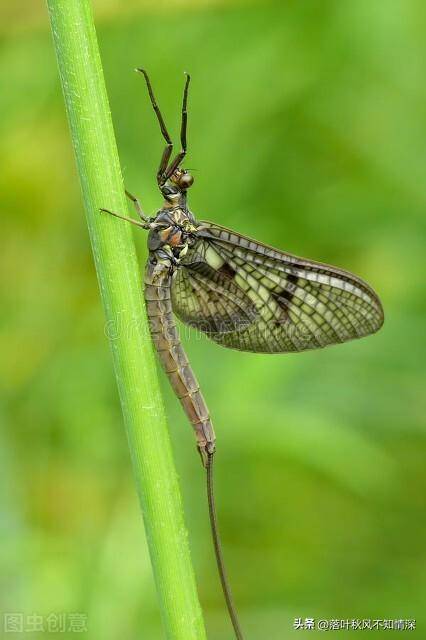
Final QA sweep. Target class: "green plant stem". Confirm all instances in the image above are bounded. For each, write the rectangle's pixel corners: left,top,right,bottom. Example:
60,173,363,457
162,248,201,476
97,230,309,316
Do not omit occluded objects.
46,1,207,638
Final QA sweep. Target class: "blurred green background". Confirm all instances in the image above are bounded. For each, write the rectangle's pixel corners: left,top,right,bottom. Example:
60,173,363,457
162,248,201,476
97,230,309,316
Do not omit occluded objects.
1,1,425,638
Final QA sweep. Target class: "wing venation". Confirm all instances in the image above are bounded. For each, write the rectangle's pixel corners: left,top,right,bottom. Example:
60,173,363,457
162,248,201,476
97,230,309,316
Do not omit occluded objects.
169,221,384,353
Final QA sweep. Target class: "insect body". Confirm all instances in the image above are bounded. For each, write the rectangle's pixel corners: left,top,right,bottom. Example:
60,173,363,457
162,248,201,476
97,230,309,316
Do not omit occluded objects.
101,70,384,640
144,198,216,468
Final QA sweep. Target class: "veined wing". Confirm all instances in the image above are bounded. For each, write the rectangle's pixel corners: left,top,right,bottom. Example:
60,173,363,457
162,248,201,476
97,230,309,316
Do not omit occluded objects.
171,221,384,353
171,257,258,334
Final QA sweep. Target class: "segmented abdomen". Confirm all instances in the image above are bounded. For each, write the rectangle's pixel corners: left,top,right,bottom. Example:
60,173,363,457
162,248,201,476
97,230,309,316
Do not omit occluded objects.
144,261,216,465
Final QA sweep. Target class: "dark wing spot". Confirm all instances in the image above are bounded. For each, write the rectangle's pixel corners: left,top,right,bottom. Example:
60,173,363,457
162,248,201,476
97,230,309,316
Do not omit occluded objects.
287,273,299,285
276,289,295,303
272,274,299,307
217,262,236,280
272,292,292,324
272,275,300,324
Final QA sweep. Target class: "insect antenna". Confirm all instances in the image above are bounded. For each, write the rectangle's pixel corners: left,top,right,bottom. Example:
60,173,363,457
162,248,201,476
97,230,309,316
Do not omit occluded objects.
206,452,245,640
165,72,191,180
136,68,173,186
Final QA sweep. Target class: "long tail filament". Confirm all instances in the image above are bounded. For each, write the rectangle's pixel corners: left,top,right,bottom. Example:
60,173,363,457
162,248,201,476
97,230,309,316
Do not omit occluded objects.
206,452,245,640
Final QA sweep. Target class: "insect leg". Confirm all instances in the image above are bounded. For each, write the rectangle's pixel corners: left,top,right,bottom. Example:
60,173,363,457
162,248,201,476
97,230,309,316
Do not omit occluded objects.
164,72,190,179
99,208,149,230
125,189,150,222
136,68,173,185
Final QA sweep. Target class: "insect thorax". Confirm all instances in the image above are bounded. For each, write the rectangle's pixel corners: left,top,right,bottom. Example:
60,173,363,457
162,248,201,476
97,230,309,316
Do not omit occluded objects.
147,206,197,264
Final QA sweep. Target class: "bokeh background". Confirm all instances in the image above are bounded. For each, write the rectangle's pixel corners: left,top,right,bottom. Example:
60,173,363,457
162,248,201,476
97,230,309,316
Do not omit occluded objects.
1,1,426,638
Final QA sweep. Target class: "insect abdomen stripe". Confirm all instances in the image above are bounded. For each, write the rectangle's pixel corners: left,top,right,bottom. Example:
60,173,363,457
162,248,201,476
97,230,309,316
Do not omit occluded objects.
144,261,216,463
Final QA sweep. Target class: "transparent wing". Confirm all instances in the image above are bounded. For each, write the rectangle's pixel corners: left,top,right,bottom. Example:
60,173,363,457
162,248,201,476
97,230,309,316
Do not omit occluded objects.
171,221,384,353
171,255,258,334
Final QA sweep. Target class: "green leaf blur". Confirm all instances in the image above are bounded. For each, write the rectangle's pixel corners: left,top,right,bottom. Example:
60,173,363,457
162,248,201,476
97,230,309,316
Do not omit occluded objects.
1,1,425,638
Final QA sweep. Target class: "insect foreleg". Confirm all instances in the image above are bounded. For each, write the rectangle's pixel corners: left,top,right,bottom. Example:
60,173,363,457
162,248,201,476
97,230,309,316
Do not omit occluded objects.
99,207,150,230
125,189,150,222
136,68,174,186
165,73,191,180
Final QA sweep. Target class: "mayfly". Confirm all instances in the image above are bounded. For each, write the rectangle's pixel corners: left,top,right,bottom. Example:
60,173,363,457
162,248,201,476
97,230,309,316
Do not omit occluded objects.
101,69,384,639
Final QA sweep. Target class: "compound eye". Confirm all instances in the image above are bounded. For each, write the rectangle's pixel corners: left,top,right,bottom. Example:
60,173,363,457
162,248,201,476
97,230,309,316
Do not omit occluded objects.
178,172,194,189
